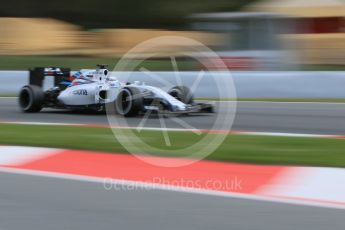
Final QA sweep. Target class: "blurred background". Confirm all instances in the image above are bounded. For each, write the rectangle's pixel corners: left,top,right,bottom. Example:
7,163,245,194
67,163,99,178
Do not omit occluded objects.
1,2,345,229
0,0,344,71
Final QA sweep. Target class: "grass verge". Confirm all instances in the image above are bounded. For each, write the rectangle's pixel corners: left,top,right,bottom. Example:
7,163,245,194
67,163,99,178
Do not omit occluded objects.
0,55,344,71
0,94,17,97
0,55,195,71
1,123,345,167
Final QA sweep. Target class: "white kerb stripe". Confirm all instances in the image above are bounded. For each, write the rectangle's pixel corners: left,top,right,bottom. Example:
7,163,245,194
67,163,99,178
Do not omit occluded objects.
0,146,62,166
258,167,345,203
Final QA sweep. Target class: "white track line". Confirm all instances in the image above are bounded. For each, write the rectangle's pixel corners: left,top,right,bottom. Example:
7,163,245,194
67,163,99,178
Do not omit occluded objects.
236,131,331,138
216,100,345,105
1,121,343,138
0,166,344,210
1,121,85,126
0,97,17,99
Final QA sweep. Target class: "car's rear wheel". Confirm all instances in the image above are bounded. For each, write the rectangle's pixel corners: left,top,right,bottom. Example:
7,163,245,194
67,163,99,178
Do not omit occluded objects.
115,87,143,117
19,85,45,112
168,86,194,104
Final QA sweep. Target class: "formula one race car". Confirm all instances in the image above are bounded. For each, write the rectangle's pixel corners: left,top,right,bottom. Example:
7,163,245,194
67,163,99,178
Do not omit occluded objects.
18,65,213,116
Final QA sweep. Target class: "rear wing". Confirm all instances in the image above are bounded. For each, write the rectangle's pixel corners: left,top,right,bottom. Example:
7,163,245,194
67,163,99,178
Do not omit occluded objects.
29,67,71,88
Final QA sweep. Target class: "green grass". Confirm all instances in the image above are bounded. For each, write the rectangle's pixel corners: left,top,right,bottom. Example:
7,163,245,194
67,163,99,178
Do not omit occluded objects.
0,55,344,71
0,55,195,71
1,123,345,167
300,64,345,71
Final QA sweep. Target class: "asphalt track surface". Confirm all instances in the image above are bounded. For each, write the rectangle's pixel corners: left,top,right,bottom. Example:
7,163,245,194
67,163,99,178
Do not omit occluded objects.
0,171,344,230
2,98,345,134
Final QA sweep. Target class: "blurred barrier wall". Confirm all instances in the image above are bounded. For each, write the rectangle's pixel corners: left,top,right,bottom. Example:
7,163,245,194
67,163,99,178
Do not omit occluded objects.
0,71,27,94
2,71,345,98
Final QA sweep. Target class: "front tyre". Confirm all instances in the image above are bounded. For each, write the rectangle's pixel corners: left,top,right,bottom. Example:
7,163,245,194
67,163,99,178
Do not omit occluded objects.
18,85,44,112
115,87,143,117
168,86,194,104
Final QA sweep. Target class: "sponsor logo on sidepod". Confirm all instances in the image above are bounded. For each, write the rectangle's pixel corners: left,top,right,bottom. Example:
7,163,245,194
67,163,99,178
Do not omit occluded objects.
72,89,88,96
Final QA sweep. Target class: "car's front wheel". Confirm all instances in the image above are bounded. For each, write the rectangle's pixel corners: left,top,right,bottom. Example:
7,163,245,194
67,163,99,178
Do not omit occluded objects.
168,86,194,104
115,87,143,117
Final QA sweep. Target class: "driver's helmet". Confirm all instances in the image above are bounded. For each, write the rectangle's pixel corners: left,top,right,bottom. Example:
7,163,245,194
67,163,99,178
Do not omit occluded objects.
71,71,93,85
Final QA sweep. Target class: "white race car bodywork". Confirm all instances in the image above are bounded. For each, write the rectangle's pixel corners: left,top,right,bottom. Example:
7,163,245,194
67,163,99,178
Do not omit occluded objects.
58,75,187,111
19,65,213,115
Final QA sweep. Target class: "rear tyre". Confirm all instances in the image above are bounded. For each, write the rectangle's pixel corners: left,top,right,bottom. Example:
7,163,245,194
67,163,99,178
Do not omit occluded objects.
19,85,44,112
168,86,194,104
115,87,143,117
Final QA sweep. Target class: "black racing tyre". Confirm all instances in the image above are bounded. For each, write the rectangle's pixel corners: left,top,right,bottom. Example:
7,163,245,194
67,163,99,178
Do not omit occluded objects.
168,86,194,104
115,87,143,117
18,85,45,113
